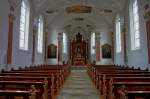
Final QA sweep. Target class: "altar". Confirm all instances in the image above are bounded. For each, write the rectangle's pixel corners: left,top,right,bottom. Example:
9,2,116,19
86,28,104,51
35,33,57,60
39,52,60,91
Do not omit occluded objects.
71,33,87,65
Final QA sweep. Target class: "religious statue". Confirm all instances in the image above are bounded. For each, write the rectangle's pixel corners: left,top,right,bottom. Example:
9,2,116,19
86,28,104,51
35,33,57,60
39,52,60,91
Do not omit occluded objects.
76,45,83,58
76,32,82,42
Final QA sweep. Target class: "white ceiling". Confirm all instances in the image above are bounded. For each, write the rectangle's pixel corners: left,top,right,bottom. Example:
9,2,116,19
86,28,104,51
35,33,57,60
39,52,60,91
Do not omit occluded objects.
32,0,127,32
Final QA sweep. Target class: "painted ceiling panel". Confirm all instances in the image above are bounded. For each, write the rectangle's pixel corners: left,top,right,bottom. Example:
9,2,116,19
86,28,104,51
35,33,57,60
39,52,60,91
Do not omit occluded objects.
32,0,126,29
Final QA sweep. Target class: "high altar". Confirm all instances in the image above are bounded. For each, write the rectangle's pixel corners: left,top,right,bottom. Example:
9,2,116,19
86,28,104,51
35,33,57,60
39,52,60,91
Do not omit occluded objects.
71,33,87,65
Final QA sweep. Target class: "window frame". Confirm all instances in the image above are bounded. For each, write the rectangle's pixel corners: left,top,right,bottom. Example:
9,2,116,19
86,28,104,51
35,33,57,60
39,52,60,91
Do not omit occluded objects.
130,0,140,50
116,15,122,53
37,15,44,53
19,0,30,50
91,33,96,54
63,33,67,54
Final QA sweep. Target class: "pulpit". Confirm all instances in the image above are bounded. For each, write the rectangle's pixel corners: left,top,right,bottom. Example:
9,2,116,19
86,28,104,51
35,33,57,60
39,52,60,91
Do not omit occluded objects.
71,33,87,65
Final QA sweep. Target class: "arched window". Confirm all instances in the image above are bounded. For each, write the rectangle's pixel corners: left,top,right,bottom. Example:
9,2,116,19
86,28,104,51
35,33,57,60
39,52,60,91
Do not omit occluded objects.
19,0,30,50
130,0,140,50
91,33,95,54
63,33,67,54
116,15,121,53
37,15,43,53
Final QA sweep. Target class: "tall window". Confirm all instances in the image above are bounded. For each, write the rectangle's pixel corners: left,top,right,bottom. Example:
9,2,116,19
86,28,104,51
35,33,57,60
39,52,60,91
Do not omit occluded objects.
63,33,67,54
91,33,95,54
37,16,43,53
130,0,140,50
19,0,30,50
116,16,121,53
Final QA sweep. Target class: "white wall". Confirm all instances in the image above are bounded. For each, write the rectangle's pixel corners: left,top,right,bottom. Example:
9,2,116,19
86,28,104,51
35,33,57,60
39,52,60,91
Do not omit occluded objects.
127,0,149,69
34,17,45,65
96,28,113,65
115,0,150,69
0,0,9,70
0,1,45,70
114,14,125,65
46,26,60,64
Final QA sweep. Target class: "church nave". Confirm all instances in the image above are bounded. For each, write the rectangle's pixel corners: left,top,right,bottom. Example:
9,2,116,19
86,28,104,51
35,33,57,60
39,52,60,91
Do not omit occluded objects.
1,0,150,99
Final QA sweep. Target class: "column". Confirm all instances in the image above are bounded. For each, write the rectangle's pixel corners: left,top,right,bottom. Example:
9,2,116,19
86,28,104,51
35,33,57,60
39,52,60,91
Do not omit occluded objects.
44,31,48,63
86,39,89,64
144,2,150,64
69,40,72,64
32,28,36,64
111,32,115,64
6,6,15,64
58,33,63,64
123,27,127,64
96,32,101,64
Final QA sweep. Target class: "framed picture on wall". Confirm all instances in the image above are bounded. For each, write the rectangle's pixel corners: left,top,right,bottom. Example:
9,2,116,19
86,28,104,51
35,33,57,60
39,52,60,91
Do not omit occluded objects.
47,44,57,58
102,44,111,58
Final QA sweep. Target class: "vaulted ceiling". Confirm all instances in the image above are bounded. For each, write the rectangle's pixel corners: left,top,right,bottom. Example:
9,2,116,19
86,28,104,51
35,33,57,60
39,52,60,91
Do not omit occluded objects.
32,0,127,33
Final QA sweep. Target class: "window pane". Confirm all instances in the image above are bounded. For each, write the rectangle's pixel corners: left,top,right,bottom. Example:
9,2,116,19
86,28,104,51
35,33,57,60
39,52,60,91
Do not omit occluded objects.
21,15,25,23
135,38,140,48
133,0,137,8
134,14,139,22
20,23,25,31
135,31,140,39
134,22,139,30
20,29,25,37
22,1,25,8
133,7,138,14
20,39,24,48
63,33,67,53
21,7,26,15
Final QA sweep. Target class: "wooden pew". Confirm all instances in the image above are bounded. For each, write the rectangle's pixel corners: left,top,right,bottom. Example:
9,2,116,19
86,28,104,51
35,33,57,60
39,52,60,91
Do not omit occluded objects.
87,65,148,82
18,64,70,73
0,89,35,99
0,80,46,98
127,91,150,99
9,64,70,80
0,64,70,99
91,69,150,90
0,75,56,99
95,74,150,93
107,78,150,99
1,70,65,86
88,65,150,99
0,72,63,93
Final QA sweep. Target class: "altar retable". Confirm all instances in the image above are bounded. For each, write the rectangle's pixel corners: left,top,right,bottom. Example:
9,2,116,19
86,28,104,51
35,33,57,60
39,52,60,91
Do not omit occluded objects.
70,33,88,65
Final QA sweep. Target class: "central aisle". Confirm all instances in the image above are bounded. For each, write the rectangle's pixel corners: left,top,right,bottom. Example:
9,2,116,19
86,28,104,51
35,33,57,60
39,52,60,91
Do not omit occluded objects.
57,69,100,99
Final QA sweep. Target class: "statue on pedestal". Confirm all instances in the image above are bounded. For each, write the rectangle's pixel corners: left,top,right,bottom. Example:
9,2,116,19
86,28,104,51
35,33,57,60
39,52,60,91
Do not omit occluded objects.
76,45,83,58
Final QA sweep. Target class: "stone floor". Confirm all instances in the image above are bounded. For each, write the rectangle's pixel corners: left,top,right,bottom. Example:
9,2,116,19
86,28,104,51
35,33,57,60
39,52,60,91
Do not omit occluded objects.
57,68,100,99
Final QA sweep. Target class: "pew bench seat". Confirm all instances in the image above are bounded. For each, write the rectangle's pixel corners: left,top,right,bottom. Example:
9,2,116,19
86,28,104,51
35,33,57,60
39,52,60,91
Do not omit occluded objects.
0,80,46,99
0,89,36,99
127,91,150,99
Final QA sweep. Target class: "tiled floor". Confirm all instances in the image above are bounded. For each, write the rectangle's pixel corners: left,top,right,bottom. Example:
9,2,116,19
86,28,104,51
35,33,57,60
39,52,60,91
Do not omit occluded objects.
57,68,100,99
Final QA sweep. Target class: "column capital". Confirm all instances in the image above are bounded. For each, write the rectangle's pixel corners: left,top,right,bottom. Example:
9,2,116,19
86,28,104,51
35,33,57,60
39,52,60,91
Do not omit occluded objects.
9,6,15,23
